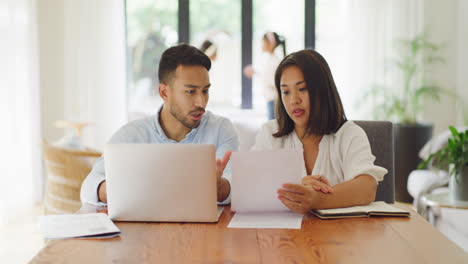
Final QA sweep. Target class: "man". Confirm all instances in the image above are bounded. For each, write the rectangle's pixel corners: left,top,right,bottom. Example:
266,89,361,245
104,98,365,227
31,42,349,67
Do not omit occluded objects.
80,44,239,205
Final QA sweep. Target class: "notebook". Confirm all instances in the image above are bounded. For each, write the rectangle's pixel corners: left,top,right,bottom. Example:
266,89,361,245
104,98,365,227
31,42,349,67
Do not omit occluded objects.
311,201,410,219
39,213,121,240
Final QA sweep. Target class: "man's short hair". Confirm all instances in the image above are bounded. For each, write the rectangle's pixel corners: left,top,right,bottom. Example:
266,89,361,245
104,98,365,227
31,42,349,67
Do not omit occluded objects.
158,44,211,85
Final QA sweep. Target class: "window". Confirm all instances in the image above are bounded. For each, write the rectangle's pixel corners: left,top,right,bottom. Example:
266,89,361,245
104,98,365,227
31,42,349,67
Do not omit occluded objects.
126,0,178,114
125,0,315,116
252,0,305,110
190,0,242,110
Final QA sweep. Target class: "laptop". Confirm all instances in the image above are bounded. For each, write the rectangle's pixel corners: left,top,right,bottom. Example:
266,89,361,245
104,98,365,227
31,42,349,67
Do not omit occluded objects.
104,144,220,222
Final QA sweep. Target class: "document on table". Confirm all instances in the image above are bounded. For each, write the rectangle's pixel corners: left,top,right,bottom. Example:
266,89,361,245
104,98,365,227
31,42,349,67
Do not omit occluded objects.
229,149,304,229
227,211,303,229
39,213,121,240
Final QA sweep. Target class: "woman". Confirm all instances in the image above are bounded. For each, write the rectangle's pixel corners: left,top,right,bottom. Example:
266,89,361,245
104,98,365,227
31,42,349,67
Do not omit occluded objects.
252,49,387,214
199,40,218,61
244,32,286,120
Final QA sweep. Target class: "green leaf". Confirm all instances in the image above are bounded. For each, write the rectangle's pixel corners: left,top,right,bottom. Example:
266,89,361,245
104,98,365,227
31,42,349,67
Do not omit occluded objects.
449,126,459,138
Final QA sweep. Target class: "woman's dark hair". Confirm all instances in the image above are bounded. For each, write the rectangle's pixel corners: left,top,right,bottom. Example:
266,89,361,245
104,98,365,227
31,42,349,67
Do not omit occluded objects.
273,49,347,137
263,32,286,57
199,40,215,53
158,44,211,84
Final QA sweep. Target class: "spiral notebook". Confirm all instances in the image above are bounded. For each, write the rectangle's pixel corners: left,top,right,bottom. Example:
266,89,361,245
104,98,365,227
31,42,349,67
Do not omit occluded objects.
311,201,410,219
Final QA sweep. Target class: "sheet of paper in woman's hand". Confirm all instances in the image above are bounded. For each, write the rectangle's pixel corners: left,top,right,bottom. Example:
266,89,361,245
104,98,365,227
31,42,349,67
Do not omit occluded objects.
231,149,303,213
227,211,303,229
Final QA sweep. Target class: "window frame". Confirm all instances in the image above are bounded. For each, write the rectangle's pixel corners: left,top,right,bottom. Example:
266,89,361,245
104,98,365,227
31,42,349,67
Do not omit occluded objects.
125,0,316,109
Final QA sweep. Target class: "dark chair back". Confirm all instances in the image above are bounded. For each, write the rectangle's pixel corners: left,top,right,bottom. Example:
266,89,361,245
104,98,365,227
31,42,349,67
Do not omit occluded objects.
354,121,395,203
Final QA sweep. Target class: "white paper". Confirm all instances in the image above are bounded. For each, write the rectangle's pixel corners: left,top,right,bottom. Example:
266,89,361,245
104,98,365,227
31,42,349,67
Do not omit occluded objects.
39,213,121,240
231,149,303,213
227,212,303,229
229,149,304,229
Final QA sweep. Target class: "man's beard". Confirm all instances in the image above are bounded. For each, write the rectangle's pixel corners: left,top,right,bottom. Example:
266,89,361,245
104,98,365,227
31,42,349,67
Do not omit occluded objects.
169,103,205,129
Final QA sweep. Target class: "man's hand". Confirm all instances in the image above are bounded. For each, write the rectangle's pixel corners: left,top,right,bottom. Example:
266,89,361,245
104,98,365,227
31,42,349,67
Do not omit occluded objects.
98,181,107,203
216,151,232,202
277,183,320,214
301,175,333,194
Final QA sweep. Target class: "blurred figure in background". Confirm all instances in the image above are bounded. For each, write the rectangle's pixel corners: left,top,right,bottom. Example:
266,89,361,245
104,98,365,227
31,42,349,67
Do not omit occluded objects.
244,31,286,120
200,40,218,61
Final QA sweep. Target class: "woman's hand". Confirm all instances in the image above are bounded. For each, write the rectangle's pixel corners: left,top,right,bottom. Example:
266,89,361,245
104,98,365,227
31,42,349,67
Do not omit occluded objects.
277,184,320,214
302,175,334,194
243,65,255,78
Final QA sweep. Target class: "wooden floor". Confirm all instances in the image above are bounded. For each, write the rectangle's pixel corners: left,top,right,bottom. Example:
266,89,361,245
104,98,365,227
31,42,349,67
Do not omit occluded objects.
0,204,44,264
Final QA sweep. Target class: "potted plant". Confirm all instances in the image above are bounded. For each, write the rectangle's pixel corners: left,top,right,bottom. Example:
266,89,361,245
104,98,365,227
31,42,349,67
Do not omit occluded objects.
419,126,468,204
361,32,446,202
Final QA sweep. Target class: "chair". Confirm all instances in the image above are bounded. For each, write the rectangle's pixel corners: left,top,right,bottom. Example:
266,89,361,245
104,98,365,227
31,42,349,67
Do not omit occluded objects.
43,142,101,214
354,121,395,203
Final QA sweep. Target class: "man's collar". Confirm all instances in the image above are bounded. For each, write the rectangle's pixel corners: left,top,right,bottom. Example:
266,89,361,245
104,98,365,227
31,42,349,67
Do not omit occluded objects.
154,105,169,140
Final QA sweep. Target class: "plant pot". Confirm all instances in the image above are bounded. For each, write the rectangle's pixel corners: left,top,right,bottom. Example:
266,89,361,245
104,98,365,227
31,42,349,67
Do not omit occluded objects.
449,166,468,205
394,123,433,203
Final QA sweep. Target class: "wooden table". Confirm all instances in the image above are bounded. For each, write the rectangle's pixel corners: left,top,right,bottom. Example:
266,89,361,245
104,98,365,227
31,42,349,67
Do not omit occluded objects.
30,204,468,264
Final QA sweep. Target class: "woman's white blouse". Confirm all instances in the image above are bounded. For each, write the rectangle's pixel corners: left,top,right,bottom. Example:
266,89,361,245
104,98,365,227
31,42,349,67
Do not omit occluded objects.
251,120,388,186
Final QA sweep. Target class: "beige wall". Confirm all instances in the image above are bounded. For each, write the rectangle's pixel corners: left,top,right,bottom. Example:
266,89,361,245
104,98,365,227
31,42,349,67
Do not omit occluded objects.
37,0,65,142
456,0,468,125
37,0,128,148
423,0,468,134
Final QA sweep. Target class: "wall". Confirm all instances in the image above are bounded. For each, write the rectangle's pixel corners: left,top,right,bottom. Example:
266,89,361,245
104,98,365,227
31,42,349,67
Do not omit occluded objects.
455,0,468,125
37,0,66,143
37,0,127,149
423,0,468,135
36,0,127,204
